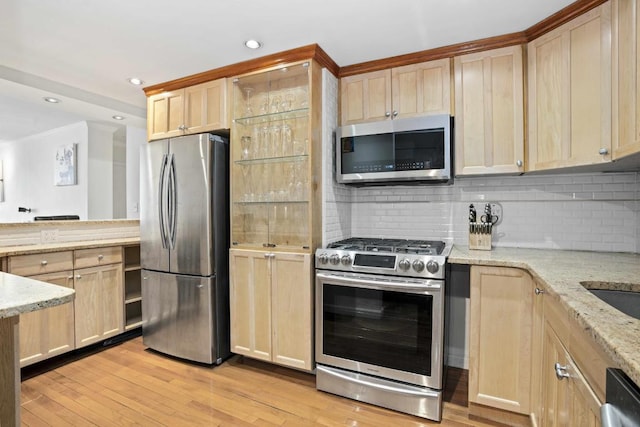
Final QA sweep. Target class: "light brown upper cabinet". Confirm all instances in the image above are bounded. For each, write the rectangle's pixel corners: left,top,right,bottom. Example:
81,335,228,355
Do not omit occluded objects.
454,45,525,175
147,78,228,141
528,3,612,171
613,0,640,159
340,59,451,125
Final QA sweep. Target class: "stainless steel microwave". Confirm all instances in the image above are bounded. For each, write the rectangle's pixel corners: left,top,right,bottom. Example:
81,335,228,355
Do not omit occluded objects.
336,115,452,185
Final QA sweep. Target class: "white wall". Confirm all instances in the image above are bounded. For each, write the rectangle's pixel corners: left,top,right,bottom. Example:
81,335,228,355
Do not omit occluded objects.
0,122,89,222
125,125,147,219
0,121,146,222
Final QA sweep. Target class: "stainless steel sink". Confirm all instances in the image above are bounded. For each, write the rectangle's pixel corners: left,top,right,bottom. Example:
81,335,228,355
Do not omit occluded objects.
580,282,640,320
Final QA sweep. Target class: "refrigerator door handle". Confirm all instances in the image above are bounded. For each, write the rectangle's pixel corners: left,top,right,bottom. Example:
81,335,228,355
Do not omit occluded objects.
158,154,169,249
168,153,177,249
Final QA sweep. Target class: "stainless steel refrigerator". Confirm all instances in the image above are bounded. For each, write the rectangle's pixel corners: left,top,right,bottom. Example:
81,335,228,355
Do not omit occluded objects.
140,133,230,364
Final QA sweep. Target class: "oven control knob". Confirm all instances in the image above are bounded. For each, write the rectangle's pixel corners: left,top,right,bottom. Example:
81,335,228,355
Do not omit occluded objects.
426,260,440,274
341,255,352,266
398,258,411,271
329,254,340,265
412,260,425,272
318,253,329,264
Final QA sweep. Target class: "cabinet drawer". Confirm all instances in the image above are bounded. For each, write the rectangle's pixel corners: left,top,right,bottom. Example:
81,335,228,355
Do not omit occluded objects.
74,247,122,269
8,251,74,276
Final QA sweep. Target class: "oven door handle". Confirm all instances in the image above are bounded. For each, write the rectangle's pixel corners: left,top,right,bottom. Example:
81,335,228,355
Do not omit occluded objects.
316,271,442,292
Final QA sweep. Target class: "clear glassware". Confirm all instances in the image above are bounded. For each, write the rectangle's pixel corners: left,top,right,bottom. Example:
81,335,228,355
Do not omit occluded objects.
251,126,261,159
259,96,268,115
284,91,295,111
270,125,282,157
282,124,292,156
240,135,251,160
260,125,270,158
242,87,254,117
270,95,281,114
241,165,253,202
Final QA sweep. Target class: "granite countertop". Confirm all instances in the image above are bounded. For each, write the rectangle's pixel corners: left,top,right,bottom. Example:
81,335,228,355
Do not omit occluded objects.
449,246,640,388
0,237,140,257
0,272,75,318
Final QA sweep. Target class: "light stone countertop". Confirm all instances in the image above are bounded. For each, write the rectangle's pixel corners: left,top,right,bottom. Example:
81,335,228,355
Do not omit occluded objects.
0,237,140,257
0,272,75,319
449,246,640,388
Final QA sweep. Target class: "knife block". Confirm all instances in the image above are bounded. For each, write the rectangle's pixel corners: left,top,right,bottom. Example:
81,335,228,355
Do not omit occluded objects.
469,223,492,250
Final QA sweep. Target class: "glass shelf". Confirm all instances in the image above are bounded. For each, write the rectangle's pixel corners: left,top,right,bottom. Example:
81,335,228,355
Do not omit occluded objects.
234,154,309,166
234,108,309,125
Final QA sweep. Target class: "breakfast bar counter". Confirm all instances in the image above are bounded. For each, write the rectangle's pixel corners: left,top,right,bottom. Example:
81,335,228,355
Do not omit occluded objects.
0,272,75,426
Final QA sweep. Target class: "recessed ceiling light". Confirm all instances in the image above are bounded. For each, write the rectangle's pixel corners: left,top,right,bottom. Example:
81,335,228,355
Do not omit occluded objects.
43,97,60,103
112,115,125,120
244,40,262,49
127,77,144,86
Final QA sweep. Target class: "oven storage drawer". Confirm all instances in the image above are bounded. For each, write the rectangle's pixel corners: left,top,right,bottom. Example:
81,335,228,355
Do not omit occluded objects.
317,365,442,420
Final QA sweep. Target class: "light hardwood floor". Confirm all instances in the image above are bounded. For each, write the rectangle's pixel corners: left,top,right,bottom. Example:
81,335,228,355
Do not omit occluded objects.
20,337,502,426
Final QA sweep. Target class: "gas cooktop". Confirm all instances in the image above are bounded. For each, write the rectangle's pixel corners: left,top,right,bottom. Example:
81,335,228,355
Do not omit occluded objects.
317,237,452,279
326,237,446,255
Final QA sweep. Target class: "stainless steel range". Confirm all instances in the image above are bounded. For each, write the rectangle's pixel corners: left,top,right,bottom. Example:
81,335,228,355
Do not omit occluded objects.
315,237,452,421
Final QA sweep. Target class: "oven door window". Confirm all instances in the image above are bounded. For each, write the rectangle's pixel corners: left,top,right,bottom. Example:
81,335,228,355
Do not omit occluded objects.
322,284,433,375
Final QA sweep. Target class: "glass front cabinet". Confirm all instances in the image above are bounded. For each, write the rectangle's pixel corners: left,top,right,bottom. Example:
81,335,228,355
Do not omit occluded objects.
229,60,323,371
231,61,321,251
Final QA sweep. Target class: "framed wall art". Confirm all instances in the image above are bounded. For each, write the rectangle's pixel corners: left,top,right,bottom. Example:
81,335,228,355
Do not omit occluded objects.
54,143,77,186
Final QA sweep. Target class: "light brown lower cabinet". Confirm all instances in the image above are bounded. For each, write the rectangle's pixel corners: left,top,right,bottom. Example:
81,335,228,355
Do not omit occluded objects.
18,271,75,367
230,249,313,371
540,319,601,426
74,263,124,348
470,265,610,426
469,266,535,420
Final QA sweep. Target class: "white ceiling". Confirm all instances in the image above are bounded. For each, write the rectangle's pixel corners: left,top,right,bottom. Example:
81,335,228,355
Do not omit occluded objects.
0,0,575,142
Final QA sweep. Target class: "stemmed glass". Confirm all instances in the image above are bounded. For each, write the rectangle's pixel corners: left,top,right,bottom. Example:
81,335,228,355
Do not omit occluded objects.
243,87,253,117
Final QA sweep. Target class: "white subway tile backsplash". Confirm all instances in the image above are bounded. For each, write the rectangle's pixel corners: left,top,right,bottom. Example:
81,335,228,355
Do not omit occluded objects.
325,172,640,253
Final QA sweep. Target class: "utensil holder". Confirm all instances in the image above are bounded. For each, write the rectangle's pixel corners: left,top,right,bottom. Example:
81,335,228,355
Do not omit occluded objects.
469,222,492,250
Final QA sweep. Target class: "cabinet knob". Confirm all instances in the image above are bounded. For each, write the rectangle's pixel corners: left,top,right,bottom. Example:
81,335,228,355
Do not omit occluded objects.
98,254,104,261
41,260,48,266
554,362,570,380
385,111,391,118
392,110,398,117
178,124,187,131
76,275,82,280
264,253,276,259
68,275,74,280
516,160,523,167
599,148,609,155
535,287,544,295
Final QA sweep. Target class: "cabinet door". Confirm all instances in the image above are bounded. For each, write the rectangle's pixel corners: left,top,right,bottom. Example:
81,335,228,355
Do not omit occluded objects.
469,266,533,415
540,321,601,426
340,69,392,125
229,249,272,361
541,322,571,426
19,271,75,367
455,46,525,175
528,3,612,171
184,79,228,134
147,90,185,141
74,263,123,348
271,253,312,370
613,0,640,159
392,59,451,119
